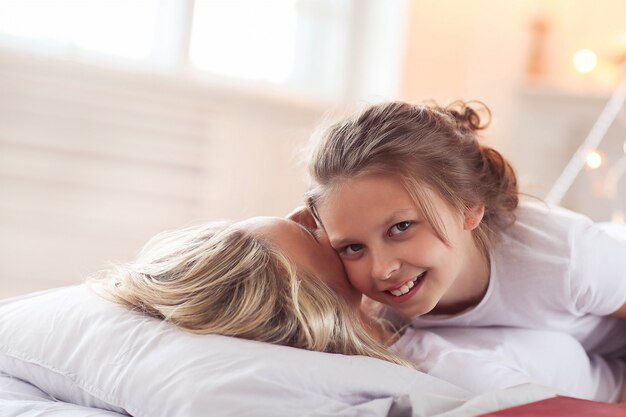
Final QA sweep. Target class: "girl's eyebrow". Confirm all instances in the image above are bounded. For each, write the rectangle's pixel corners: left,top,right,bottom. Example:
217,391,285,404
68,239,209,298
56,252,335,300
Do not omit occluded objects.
328,209,418,248
329,236,349,249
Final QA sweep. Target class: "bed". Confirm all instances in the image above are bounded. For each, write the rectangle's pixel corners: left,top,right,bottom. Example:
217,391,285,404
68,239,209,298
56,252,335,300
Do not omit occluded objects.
0,285,561,417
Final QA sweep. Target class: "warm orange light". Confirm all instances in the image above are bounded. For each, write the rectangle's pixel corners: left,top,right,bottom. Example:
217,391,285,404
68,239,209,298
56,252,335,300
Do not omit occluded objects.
585,150,603,169
573,49,597,73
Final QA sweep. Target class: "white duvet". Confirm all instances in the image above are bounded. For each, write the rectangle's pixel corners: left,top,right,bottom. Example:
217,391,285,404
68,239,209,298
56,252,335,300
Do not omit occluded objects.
0,286,558,417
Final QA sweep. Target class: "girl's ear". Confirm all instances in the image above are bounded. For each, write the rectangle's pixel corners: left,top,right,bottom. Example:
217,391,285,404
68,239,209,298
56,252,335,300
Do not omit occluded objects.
287,206,318,230
464,204,485,230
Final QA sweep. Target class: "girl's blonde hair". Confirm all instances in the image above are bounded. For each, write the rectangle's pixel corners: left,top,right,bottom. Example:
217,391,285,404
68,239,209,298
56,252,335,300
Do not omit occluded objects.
90,221,409,366
307,101,519,256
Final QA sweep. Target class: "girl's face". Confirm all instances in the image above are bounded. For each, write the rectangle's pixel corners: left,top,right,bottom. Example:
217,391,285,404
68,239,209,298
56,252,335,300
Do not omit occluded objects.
315,173,488,317
242,216,362,310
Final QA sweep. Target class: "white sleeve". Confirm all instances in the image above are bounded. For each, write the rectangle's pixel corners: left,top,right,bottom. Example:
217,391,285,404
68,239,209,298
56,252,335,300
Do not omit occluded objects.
393,329,534,395
426,351,532,394
571,222,626,315
393,327,609,400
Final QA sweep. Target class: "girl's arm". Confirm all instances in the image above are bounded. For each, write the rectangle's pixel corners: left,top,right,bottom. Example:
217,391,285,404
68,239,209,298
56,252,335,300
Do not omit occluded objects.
394,327,617,402
596,223,626,319
570,221,626,318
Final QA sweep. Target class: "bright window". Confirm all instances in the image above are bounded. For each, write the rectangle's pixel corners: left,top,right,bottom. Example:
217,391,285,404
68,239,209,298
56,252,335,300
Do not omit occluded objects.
0,0,160,61
190,0,298,84
0,0,407,100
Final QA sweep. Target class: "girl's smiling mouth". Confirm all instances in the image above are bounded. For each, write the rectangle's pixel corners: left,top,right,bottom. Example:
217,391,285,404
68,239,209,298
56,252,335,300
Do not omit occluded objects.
386,271,427,299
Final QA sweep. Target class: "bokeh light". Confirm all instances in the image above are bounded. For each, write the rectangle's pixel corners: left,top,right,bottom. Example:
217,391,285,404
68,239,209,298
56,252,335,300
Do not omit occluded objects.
585,150,603,169
573,49,598,73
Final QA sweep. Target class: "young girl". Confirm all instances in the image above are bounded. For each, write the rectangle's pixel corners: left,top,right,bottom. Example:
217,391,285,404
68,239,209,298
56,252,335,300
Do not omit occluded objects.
305,100,626,365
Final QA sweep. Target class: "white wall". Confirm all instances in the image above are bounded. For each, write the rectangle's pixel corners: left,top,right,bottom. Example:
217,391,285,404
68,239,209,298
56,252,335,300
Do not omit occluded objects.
401,0,626,118
400,0,626,217
0,50,326,297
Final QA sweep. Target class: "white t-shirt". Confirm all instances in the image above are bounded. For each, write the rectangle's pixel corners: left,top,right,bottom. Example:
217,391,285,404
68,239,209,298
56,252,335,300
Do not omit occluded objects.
391,326,625,403
403,202,626,357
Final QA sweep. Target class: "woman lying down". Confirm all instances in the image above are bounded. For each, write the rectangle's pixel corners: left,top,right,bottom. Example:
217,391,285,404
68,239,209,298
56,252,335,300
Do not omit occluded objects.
90,211,625,404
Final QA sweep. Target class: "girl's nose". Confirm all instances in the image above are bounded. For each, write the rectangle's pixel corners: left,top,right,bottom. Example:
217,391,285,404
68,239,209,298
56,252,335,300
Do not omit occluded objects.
371,251,400,281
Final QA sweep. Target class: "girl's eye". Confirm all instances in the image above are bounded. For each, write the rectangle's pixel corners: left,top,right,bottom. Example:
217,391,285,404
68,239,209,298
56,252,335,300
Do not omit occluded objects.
389,221,412,236
343,244,364,255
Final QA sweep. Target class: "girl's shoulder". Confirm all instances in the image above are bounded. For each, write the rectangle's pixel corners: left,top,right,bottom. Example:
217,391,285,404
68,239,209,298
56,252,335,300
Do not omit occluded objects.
511,201,626,245
493,201,626,317
505,201,593,249
514,200,593,225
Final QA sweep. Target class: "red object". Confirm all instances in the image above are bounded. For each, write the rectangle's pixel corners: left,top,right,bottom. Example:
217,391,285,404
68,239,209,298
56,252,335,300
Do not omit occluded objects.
476,395,626,417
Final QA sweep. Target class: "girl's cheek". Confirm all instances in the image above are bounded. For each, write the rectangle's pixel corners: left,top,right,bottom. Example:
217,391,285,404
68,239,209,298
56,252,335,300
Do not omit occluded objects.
410,236,443,257
345,266,367,289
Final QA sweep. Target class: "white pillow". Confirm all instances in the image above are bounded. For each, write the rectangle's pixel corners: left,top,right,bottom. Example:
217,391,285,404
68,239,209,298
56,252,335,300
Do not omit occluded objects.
0,372,124,416
0,285,477,417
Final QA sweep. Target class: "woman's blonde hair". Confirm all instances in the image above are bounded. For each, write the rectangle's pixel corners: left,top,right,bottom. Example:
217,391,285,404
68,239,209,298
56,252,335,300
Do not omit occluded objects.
90,221,409,366
307,101,519,256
